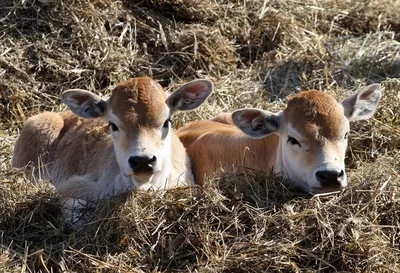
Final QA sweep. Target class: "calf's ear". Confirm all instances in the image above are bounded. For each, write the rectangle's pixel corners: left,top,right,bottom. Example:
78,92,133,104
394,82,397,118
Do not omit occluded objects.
166,79,213,112
232,108,281,138
341,84,382,122
62,89,107,119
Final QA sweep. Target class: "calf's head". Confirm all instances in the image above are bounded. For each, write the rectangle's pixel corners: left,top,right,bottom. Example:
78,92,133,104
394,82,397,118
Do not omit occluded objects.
62,77,212,184
232,84,381,193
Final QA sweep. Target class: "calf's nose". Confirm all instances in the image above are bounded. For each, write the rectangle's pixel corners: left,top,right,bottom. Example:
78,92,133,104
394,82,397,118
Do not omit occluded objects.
315,169,345,188
128,155,157,173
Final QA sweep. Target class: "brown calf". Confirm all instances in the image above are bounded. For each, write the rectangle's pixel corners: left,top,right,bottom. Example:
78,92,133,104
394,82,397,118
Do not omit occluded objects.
12,77,213,201
178,84,381,193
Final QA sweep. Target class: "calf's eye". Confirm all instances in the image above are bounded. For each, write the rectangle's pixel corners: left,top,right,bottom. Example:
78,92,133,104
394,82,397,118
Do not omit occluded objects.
109,122,119,132
161,118,171,140
287,136,302,147
163,118,171,128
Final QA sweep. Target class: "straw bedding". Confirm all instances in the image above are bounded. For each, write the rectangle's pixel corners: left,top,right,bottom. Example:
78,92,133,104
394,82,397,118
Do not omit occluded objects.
0,0,399,271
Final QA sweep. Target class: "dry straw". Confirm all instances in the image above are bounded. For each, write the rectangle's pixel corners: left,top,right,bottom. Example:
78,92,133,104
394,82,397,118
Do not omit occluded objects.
0,0,399,272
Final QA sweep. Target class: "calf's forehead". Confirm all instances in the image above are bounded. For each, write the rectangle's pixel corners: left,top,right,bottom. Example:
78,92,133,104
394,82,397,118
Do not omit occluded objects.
108,77,169,126
283,91,347,140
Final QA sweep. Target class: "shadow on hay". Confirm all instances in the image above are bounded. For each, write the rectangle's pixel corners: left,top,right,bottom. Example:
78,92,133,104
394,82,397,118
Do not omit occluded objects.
260,60,318,100
125,1,242,79
105,174,308,271
97,173,306,271
0,1,57,38
1,1,112,88
123,0,221,24
214,170,308,209
0,192,64,271
0,188,130,272
330,55,400,87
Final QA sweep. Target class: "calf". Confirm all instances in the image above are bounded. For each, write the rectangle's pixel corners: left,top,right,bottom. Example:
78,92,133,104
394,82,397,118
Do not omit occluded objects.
12,77,213,200
178,84,381,193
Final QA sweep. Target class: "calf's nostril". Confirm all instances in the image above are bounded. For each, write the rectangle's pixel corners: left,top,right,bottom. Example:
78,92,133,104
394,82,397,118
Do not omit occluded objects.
315,171,327,182
148,156,157,167
337,169,345,182
128,156,138,170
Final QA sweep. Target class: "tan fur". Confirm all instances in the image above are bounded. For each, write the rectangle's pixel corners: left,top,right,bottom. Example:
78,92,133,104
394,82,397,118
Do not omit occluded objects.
109,77,169,129
12,112,65,179
212,112,234,125
178,120,278,184
12,77,193,201
284,91,346,141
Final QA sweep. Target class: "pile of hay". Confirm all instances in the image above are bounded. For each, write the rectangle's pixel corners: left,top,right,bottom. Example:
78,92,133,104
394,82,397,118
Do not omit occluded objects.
0,0,399,271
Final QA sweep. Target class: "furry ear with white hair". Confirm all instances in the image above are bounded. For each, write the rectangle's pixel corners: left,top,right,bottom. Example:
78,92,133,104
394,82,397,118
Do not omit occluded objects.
166,79,213,113
341,83,382,122
62,89,107,119
232,108,281,138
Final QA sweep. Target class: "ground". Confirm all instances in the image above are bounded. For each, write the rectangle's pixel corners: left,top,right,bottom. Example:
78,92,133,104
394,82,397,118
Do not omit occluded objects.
0,0,399,272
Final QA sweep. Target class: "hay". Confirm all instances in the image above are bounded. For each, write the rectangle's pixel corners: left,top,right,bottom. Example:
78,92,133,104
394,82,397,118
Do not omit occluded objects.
1,0,399,271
